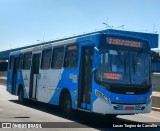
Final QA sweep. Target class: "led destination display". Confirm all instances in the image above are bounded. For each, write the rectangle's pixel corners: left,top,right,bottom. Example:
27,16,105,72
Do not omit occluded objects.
107,37,142,48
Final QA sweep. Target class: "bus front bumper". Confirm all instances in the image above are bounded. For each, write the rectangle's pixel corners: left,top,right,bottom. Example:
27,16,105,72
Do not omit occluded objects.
92,98,152,115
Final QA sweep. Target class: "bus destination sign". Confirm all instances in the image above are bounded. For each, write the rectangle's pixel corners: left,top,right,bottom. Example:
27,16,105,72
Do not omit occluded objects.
104,73,123,80
107,37,142,48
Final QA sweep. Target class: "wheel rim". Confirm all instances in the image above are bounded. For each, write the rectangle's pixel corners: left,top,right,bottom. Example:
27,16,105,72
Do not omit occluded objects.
64,100,71,113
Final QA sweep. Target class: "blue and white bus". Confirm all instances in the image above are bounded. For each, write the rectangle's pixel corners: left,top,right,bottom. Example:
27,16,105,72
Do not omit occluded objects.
7,33,152,117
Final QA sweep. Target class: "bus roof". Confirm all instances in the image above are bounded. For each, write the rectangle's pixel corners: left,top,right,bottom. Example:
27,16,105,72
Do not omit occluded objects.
10,32,150,56
10,33,101,55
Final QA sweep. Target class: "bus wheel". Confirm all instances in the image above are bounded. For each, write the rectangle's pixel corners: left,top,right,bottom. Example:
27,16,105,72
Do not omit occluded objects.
18,88,26,104
60,93,72,116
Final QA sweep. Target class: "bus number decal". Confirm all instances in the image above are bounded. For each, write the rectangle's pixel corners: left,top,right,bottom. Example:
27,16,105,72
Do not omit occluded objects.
69,74,77,83
95,89,109,103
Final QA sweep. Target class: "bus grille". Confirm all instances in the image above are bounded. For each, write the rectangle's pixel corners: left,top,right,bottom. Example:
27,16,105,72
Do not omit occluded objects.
113,105,145,110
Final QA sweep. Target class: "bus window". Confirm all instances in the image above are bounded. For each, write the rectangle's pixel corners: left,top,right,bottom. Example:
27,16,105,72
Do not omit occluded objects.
9,56,14,69
64,45,78,68
23,52,32,70
41,48,52,69
51,47,64,69
18,54,24,69
15,56,20,69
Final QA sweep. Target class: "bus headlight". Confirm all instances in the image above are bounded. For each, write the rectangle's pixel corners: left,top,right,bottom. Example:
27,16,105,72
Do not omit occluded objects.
146,94,152,105
103,95,110,103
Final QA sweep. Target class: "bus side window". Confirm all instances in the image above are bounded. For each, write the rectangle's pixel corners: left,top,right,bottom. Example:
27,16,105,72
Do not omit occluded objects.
51,46,64,69
19,54,24,69
15,56,20,69
64,45,78,68
23,52,32,70
41,48,52,69
9,56,14,70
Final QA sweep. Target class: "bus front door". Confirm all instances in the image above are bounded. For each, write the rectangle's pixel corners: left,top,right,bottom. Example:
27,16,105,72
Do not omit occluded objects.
30,53,41,99
78,46,93,110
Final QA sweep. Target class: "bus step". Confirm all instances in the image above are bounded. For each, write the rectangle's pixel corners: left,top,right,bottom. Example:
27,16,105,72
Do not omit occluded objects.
77,108,91,112
29,98,37,101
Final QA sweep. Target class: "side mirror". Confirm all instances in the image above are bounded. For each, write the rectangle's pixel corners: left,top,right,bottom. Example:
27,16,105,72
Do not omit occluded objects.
94,47,99,53
92,47,100,72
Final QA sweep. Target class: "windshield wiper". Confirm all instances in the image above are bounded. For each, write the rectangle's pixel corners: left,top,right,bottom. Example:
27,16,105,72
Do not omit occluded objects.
141,80,148,86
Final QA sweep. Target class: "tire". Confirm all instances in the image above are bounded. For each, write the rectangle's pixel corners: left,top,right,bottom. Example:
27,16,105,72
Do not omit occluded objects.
60,93,72,117
18,88,26,104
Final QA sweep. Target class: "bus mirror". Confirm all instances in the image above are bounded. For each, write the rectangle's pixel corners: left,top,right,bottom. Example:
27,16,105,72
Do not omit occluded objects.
94,47,99,53
92,47,100,72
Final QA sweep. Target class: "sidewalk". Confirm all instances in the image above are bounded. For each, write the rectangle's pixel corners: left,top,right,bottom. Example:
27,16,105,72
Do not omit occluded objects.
0,77,6,85
152,91,160,112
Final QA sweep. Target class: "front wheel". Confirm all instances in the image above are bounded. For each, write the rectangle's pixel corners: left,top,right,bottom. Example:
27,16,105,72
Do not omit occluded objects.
60,93,72,117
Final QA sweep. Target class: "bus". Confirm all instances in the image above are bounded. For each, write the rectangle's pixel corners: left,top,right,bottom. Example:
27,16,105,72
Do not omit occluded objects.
7,33,152,117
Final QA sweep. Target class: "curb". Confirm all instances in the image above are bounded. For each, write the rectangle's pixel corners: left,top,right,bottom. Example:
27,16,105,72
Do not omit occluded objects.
0,78,6,85
152,107,160,112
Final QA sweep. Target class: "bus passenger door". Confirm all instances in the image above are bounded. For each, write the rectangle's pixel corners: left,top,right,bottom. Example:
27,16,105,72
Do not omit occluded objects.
30,53,41,99
78,46,94,110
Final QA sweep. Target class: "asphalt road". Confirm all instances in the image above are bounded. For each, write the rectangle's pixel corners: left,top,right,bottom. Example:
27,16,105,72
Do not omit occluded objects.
0,84,160,131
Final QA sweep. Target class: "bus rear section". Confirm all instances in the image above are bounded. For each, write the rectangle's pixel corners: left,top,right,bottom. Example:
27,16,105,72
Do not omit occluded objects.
7,52,20,95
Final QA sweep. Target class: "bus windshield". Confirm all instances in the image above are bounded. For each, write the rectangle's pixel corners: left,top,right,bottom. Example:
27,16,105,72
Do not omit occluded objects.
95,48,150,85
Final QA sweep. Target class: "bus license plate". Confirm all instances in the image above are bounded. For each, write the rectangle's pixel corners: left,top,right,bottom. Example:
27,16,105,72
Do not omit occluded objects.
124,106,135,110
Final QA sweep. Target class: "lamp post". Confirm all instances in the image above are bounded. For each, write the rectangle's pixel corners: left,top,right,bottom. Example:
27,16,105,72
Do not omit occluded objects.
102,23,125,30
117,25,125,29
102,23,113,29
